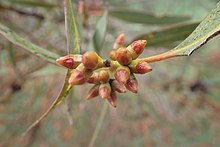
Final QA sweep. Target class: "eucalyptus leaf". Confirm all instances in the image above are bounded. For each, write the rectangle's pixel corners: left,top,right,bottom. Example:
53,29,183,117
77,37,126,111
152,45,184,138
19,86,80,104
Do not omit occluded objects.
24,0,81,134
133,22,199,47
92,11,108,53
110,9,190,25
7,0,57,8
0,23,59,64
170,1,220,56
143,2,220,63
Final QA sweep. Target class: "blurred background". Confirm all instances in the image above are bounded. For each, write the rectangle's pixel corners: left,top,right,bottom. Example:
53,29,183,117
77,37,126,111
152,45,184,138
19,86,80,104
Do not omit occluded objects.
0,0,220,146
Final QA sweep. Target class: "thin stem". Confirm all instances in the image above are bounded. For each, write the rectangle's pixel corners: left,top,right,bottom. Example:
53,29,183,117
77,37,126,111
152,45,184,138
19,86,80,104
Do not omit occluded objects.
141,51,187,63
88,102,108,147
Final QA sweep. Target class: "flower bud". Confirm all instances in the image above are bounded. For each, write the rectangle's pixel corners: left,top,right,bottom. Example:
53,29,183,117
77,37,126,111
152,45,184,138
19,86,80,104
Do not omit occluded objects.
115,47,132,65
127,40,147,59
87,72,99,84
107,91,117,108
125,74,138,93
114,66,130,85
69,63,92,85
98,70,109,83
113,33,125,49
82,51,103,70
128,60,152,74
99,83,111,99
111,80,126,93
109,49,116,61
87,85,99,100
56,54,82,69
69,69,86,85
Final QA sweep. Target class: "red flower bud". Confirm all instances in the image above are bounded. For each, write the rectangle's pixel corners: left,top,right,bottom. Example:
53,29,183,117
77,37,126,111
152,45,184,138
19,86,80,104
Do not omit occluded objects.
69,63,92,85
69,69,86,85
87,72,99,84
82,51,103,70
87,85,99,100
99,83,111,99
107,91,117,108
113,33,125,49
114,66,130,85
115,47,132,65
129,60,152,74
127,40,147,59
111,80,126,93
98,70,109,83
56,54,82,69
125,74,138,93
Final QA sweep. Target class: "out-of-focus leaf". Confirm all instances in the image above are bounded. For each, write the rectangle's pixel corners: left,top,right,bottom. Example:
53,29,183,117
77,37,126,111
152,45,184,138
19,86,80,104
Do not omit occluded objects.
143,2,220,63
91,11,108,53
0,23,59,64
133,22,199,47
7,0,57,8
65,0,81,54
170,1,220,56
110,9,190,25
24,0,81,134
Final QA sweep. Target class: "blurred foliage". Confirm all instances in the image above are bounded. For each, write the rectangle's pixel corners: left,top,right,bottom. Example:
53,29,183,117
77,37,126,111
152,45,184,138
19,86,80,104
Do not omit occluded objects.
0,0,220,147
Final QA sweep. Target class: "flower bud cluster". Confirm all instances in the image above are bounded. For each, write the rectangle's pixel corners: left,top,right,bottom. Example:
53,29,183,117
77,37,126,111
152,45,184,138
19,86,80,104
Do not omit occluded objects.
56,34,152,108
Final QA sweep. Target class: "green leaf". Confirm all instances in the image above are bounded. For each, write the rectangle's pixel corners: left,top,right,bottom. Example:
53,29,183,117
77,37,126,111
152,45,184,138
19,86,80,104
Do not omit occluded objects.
7,0,57,8
64,0,81,54
110,9,190,25
92,11,108,53
143,2,220,63
169,1,220,56
24,0,81,135
0,23,59,64
132,22,199,47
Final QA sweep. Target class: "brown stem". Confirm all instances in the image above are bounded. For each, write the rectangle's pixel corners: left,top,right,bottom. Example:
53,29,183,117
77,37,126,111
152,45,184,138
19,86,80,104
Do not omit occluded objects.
141,51,187,63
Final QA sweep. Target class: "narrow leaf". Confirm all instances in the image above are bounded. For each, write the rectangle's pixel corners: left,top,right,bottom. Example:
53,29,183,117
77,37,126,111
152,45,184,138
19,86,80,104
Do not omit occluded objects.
7,0,57,8
64,0,81,54
171,2,220,56
92,11,108,53
110,9,190,25
143,2,220,63
24,0,81,134
0,23,59,64
133,22,199,47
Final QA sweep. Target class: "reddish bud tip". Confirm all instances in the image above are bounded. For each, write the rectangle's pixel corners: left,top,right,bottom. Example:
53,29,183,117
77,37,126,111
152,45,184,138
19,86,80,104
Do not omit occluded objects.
136,61,152,74
131,40,147,55
87,85,99,100
125,76,138,93
111,80,126,93
115,47,132,65
82,51,99,69
114,66,130,85
113,33,125,49
107,91,117,108
99,83,111,99
98,70,109,83
69,70,86,85
56,54,81,69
